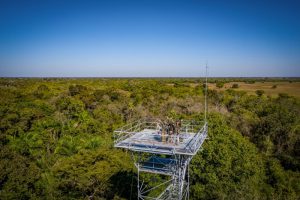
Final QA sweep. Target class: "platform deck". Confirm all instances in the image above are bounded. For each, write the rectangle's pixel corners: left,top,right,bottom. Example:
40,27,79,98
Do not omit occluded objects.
114,122,207,155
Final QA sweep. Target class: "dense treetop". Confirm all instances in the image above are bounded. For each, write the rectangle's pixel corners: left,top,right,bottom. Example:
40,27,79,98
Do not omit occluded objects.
0,78,299,199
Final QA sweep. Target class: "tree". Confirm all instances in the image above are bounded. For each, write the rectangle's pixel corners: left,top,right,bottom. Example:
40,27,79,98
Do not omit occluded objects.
190,113,266,199
0,146,41,199
94,89,106,101
69,84,87,96
0,78,299,200
56,96,85,120
51,148,133,199
34,84,50,99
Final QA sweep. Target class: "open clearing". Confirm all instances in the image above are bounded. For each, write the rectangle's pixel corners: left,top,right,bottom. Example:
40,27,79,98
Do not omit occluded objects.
208,82,300,98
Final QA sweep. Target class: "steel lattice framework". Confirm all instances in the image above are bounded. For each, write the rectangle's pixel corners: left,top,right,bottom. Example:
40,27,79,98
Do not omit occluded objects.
114,118,208,200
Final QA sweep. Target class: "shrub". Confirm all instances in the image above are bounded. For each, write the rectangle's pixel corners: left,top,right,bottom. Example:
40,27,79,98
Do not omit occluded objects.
245,80,255,84
255,90,265,97
278,93,289,98
216,82,224,88
232,83,239,88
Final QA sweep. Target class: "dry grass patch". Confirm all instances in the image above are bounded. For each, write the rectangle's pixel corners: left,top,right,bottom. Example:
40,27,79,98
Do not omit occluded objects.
208,82,300,98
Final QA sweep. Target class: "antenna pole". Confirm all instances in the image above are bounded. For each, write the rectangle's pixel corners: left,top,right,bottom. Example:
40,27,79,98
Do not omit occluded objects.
204,63,208,122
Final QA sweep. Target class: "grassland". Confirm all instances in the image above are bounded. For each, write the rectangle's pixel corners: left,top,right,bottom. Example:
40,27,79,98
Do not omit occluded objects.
208,81,300,98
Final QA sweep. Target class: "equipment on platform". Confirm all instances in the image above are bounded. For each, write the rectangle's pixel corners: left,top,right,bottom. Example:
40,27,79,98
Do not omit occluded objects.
114,65,209,199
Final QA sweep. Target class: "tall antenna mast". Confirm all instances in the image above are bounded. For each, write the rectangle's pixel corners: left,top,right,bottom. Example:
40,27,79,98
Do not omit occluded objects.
113,65,209,199
204,62,208,122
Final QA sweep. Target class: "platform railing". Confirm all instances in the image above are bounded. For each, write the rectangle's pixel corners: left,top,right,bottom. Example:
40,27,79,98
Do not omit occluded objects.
114,119,162,145
114,118,206,149
184,122,208,154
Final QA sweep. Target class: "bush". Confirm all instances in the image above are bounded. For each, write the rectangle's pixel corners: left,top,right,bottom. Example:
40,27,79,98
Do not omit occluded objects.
278,93,289,98
245,80,255,84
255,90,265,97
216,82,224,88
232,83,239,88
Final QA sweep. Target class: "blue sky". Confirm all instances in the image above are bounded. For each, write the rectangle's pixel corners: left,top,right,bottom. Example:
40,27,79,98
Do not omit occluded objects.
0,0,299,77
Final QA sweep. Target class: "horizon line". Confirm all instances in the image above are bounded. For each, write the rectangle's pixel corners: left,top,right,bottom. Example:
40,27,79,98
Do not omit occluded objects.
0,76,300,79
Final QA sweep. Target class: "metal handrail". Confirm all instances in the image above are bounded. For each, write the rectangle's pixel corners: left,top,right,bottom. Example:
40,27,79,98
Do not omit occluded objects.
114,119,207,155
184,122,207,153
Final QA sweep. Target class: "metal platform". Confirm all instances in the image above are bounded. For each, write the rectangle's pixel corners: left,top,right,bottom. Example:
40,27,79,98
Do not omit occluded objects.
114,66,209,200
114,118,208,199
139,157,177,176
114,119,207,156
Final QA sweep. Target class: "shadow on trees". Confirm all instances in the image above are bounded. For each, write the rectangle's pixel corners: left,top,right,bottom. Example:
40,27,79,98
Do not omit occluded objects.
108,171,137,200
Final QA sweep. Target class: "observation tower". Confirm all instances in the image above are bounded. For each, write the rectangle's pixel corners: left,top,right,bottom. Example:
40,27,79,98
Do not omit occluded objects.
114,67,208,200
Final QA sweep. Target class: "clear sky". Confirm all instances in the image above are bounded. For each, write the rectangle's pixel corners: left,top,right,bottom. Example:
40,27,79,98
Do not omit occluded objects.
0,0,299,77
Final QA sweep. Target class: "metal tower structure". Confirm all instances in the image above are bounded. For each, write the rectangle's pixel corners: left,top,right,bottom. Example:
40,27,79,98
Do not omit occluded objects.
114,67,208,199
114,119,207,199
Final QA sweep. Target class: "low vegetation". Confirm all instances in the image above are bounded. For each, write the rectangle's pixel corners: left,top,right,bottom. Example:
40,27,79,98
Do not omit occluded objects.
208,81,300,98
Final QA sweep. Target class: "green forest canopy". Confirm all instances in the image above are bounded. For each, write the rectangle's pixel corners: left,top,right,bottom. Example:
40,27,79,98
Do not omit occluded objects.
0,78,299,199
